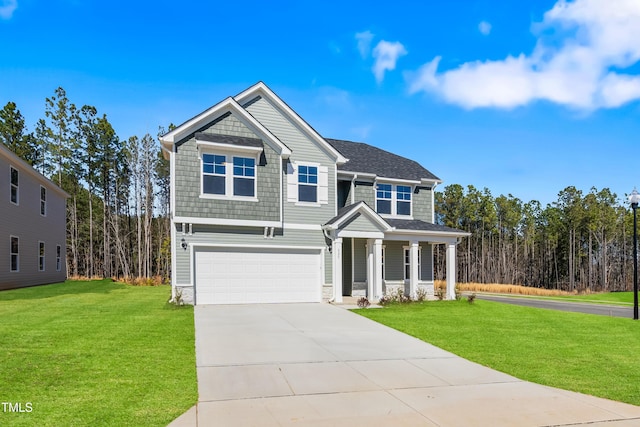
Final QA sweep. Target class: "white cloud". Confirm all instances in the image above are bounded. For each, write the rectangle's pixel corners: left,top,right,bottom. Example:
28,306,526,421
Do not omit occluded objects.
407,0,640,110
372,40,407,83
478,21,492,35
355,30,374,58
0,0,17,20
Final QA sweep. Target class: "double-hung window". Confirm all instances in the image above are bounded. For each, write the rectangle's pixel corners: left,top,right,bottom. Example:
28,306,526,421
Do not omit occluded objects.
396,185,411,215
56,245,62,272
298,165,318,202
375,183,412,216
10,236,19,272
39,242,45,271
40,186,47,216
202,154,226,195
376,184,392,214
233,157,255,197
403,247,422,281
10,167,18,205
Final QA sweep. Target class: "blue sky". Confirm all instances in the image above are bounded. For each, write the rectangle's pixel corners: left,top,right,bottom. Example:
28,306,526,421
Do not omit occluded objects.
2,0,640,206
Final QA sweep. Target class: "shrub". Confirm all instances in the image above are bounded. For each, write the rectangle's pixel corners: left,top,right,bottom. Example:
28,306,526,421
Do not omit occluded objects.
415,287,428,302
357,297,371,308
435,287,445,301
455,286,462,301
467,293,477,304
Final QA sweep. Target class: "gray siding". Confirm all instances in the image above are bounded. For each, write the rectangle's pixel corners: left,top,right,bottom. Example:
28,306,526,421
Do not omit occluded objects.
353,182,374,207
413,187,433,222
174,223,332,285
340,213,385,233
202,112,257,138
383,241,405,281
246,97,336,225
353,238,367,282
420,243,434,281
0,154,67,290
174,115,281,221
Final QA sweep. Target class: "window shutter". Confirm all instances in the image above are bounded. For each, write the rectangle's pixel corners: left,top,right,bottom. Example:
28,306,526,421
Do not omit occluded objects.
318,166,329,204
287,162,298,202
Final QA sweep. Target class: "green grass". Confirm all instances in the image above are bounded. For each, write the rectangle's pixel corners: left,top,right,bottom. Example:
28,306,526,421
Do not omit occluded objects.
0,279,197,426
355,300,640,406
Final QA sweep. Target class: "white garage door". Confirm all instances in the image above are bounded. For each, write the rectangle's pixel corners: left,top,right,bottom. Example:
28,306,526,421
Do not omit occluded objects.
195,247,322,305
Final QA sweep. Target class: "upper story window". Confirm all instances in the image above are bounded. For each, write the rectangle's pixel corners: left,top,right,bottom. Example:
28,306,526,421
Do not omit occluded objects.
397,185,411,215
376,183,412,216
40,186,47,216
10,166,18,205
202,154,226,195
298,165,318,202
376,184,392,214
233,157,255,197
201,151,258,200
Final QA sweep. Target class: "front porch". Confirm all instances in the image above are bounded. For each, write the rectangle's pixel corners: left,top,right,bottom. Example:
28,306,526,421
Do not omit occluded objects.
323,202,468,303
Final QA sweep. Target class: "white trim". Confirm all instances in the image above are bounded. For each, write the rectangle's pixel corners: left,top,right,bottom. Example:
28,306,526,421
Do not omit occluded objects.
56,244,62,272
38,241,45,272
324,201,392,232
9,235,19,273
195,139,263,154
338,230,385,239
170,219,177,296
376,177,422,185
9,165,18,206
403,245,422,281
173,216,281,228
199,194,259,202
233,82,347,164
159,96,291,157
283,223,322,230
192,243,326,250
40,185,47,216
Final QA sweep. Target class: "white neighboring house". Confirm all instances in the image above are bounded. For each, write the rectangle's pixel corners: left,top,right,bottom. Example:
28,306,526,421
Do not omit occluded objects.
160,82,469,305
0,143,68,290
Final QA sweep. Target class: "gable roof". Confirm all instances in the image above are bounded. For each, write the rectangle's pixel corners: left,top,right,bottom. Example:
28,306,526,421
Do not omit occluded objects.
323,201,392,231
159,96,291,159
234,82,348,164
326,138,441,183
0,143,69,199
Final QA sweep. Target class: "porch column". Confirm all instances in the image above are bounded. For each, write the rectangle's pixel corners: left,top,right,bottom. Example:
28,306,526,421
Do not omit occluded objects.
332,237,343,303
366,239,374,299
446,242,457,300
373,239,383,299
409,240,419,298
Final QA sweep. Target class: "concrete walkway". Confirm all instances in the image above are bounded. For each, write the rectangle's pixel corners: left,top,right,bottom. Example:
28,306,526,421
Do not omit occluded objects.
169,303,640,426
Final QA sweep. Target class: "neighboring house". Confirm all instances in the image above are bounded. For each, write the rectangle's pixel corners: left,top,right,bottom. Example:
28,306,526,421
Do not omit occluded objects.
0,143,68,290
160,82,469,305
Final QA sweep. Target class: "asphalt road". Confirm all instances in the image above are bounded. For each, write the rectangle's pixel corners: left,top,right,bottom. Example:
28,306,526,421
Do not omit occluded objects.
475,294,633,318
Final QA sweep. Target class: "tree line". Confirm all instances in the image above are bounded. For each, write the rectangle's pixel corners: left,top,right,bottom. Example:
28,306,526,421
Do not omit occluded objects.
0,88,169,281
434,184,635,292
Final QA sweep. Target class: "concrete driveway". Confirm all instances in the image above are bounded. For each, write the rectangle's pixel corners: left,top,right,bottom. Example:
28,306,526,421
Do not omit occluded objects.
171,303,640,426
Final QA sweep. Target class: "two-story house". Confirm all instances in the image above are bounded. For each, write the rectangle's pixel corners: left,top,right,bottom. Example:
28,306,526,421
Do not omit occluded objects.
160,82,468,305
0,143,68,290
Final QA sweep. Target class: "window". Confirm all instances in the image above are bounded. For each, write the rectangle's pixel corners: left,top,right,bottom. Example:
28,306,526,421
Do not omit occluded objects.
10,236,18,272
202,154,226,195
381,246,386,280
298,165,318,202
376,184,392,214
403,247,422,281
233,157,255,197
40,186,47,216
397,186,411,216
39,242,45,271
10,167,18,205
56,245,62,272
376,183,412,216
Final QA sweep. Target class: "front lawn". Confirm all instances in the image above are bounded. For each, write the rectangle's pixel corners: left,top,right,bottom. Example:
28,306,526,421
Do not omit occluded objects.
0,279,197,426
355,299,640,406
